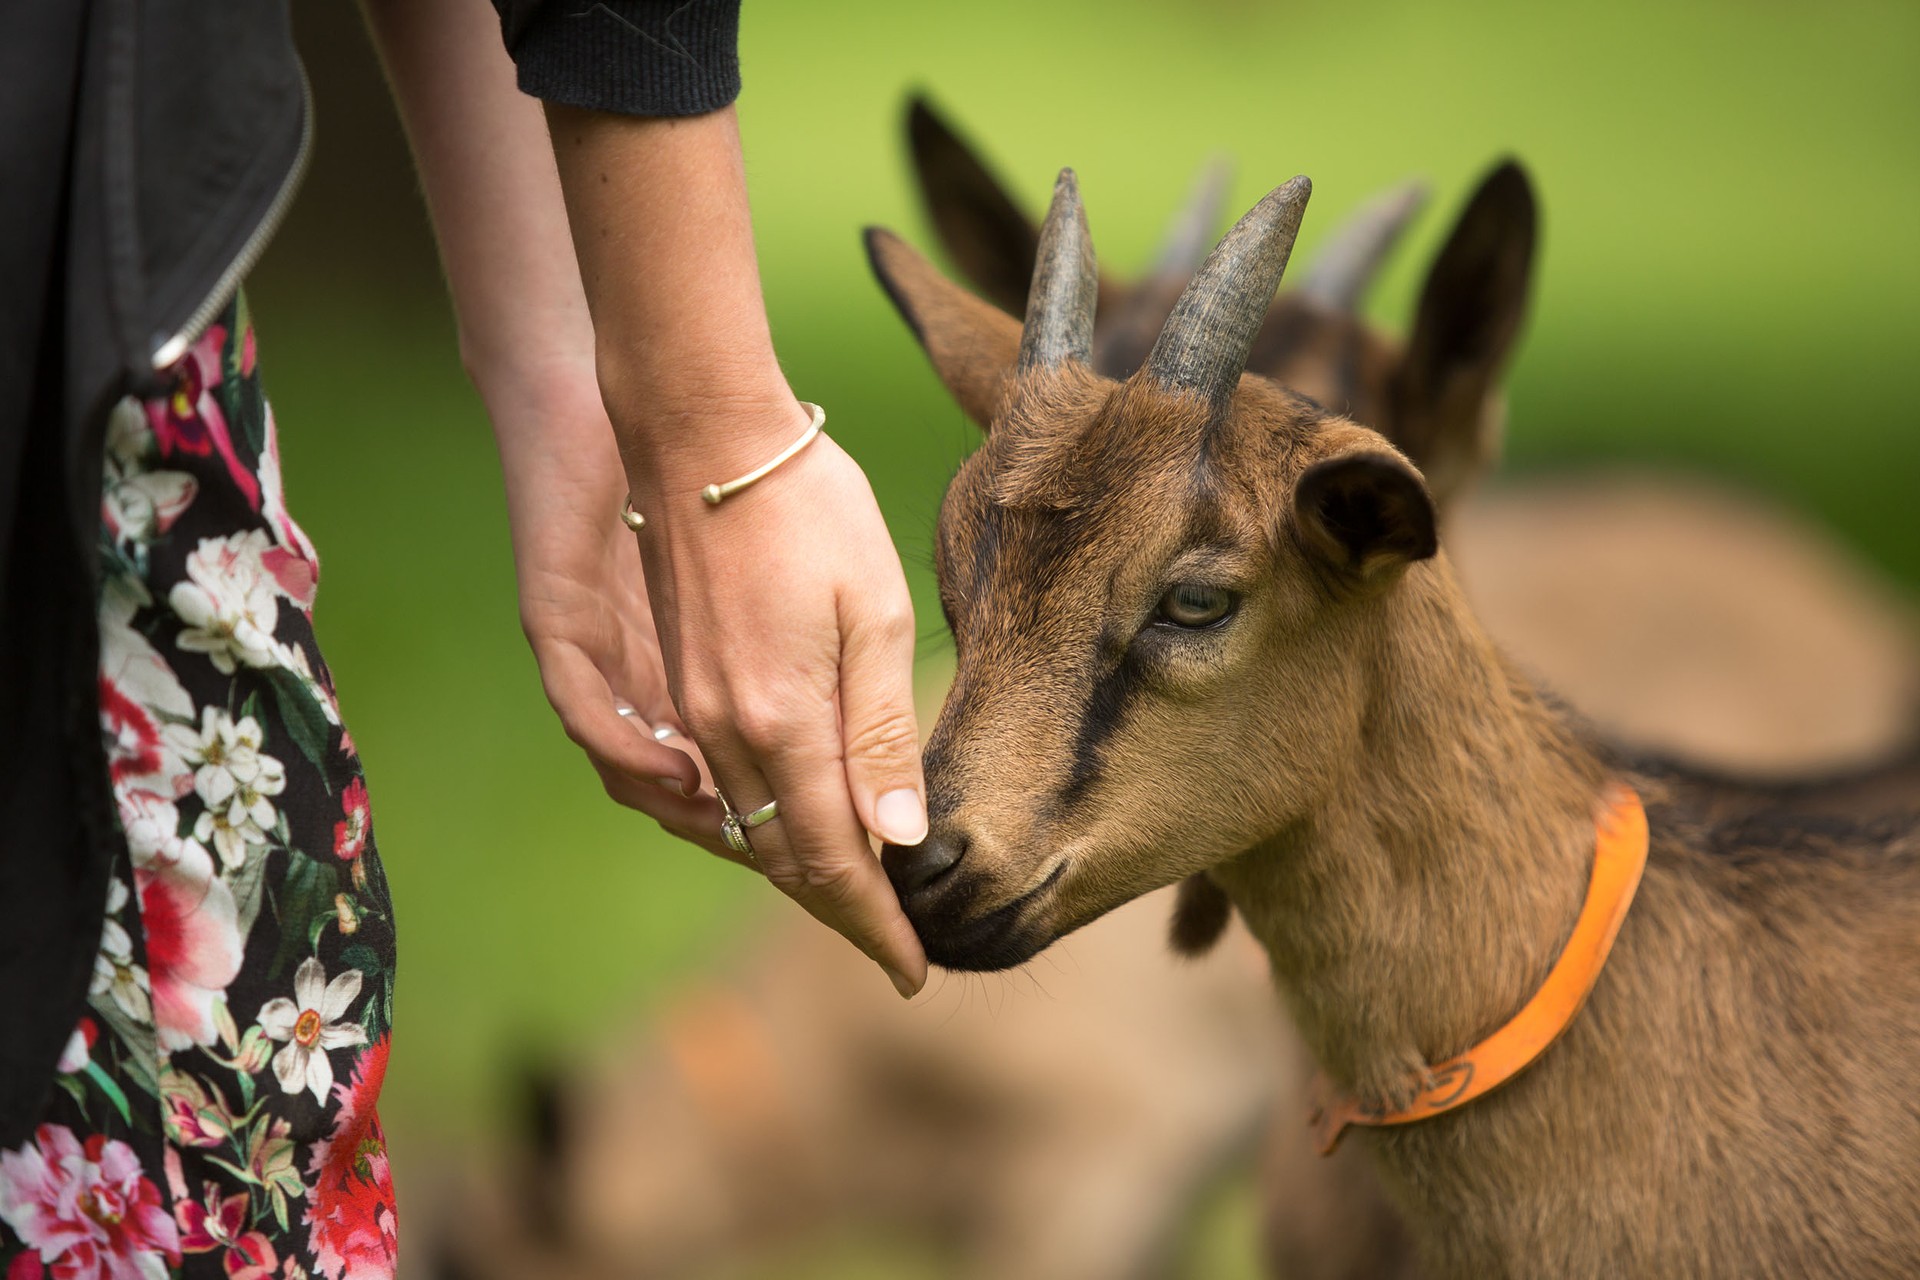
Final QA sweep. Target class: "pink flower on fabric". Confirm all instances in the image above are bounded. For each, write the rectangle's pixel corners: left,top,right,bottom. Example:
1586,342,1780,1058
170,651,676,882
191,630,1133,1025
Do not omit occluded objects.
304,1036,396,1280
255,411,319,613
0,1125,181,1280
222,1232,278,1280
158,1069,231,1150
332,780,369,863
123,802,245,1052
175,1186,248,1253
146,323,260,512
259,959,368,1105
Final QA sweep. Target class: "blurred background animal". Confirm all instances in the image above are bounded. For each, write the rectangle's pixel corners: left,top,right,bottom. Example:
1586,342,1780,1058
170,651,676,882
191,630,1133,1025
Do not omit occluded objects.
418,100,1915,1280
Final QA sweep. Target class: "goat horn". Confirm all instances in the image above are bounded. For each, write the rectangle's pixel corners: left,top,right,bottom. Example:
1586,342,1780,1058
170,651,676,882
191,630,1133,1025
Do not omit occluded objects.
1294,180,1429,312
1145,176,1311,403
1018,168,1098,370
1149,155,1235,279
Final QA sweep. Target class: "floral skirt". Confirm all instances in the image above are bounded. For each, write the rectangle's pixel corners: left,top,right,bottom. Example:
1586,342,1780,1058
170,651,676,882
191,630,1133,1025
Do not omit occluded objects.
0,296,399,1280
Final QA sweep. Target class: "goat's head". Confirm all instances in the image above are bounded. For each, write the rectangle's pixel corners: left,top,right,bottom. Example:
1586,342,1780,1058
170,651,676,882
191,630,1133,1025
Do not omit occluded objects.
869,172,1451,970
903,95,1537,507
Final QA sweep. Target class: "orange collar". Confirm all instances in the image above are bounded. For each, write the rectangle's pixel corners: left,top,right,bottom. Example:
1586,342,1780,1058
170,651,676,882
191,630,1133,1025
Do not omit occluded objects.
1310,781,1649,1155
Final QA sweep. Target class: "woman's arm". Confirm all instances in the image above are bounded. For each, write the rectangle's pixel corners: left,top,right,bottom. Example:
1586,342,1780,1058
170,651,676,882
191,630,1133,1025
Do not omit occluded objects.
543,103,927,998
361,0,718,837
362,0,928,997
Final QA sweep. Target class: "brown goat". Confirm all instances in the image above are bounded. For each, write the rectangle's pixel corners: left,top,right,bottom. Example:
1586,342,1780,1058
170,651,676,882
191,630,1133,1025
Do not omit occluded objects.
869,169,1920,1276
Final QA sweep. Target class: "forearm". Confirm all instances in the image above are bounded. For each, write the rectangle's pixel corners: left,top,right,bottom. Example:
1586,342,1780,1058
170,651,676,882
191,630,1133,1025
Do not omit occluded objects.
362,0,595,403
543,103,803,500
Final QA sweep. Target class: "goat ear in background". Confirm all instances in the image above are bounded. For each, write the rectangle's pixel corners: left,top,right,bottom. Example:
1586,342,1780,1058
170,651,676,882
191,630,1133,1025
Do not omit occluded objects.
865,227,1022,430
1293,451,1438,587
1389,160,1538,504
904,96,1042,320
1169,873,1234,957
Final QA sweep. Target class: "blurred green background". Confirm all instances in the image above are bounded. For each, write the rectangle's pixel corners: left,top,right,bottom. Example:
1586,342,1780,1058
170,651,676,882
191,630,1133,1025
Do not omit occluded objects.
252,0,1916,1272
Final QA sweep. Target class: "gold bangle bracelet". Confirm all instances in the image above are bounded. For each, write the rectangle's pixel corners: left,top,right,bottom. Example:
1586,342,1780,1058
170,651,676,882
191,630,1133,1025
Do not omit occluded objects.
619,401,826,533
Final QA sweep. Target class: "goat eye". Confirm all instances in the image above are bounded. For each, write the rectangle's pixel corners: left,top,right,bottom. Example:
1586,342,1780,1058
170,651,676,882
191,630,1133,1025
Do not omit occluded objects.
1156,583,1235,629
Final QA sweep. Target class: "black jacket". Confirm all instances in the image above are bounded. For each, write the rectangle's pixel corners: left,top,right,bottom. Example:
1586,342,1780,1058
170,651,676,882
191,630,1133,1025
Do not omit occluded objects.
0,0,739,1147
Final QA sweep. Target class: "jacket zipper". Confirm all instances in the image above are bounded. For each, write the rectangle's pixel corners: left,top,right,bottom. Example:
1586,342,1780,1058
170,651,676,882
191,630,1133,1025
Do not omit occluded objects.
148,69,314,371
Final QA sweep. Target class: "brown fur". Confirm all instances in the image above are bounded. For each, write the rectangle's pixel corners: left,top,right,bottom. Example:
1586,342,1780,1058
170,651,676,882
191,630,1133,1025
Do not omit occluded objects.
875,198,1920,1273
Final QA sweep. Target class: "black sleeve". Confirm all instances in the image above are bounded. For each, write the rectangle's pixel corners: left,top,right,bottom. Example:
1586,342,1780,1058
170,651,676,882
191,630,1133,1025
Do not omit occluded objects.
492,0,741,117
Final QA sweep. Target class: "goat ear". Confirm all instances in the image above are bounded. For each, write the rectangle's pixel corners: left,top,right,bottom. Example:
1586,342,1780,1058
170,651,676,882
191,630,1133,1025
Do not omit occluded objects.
1294,451,1438,585
866,227,1022,429
1389,160,1537,504
1169,873,1234,957
905,96,1042,320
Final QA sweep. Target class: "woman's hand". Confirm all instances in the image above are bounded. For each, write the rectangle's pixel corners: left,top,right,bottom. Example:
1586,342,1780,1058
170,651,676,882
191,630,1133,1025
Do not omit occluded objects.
622,392,930,998
487,368,727,853
544,102,930,998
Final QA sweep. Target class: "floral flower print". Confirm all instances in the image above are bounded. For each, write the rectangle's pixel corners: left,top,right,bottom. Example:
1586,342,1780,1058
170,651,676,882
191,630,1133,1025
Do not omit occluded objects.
0,1125,180,1280
254,415,319,615
175,1184,279,1277
170,532,282,675
8,297,397,1279
125,808,244,1053
243,1120,305,1236
332,781,369,881
145,322,260,512
97,591,196,800
258,961,367,1105
269,642,341,730
88,880,150,1026
224,1232,279,1280
303,1038,395,1280
55,1022,97,1078
157,1069,231,1151
168,708,287,870
101,401,197,556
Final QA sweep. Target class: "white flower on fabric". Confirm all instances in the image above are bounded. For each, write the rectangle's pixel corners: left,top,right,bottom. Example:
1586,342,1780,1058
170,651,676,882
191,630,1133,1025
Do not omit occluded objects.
169,531,281,674
55,1021,96,1074
258,958,367,1104
271,639,341,728
98,587,197,800
89,878,152,1024
101,397,198,550
169,707,286,868
117,790,191,871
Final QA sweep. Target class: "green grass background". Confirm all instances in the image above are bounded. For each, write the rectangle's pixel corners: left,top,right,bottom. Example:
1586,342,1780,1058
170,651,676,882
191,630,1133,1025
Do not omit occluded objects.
251,0,1916,1272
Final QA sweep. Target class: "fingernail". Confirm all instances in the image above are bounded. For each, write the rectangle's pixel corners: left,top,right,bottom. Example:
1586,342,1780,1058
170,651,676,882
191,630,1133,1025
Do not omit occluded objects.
653,776,691,798
875,788,929,847
886,966,919,1000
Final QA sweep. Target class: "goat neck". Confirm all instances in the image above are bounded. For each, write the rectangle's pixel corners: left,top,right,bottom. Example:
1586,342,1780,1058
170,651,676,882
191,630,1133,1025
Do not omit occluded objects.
1207,560,1611,1111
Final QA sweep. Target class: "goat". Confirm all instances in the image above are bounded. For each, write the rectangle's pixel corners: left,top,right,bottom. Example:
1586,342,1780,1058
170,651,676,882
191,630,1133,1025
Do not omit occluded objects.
867,168,1920,1276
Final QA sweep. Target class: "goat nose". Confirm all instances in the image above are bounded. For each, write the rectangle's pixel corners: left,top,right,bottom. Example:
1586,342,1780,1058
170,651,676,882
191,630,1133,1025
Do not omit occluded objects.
883,830,967,899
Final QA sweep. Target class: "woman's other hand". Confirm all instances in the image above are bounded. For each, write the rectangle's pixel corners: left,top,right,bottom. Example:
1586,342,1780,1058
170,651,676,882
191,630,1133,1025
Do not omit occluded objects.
487,368,726,854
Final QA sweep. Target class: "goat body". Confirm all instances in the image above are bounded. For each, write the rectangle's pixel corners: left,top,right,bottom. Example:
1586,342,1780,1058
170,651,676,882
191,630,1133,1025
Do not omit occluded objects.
869,153,1920,1276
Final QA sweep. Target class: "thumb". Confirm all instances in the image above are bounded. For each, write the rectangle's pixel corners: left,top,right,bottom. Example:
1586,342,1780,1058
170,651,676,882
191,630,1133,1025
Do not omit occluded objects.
837,589,928,848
